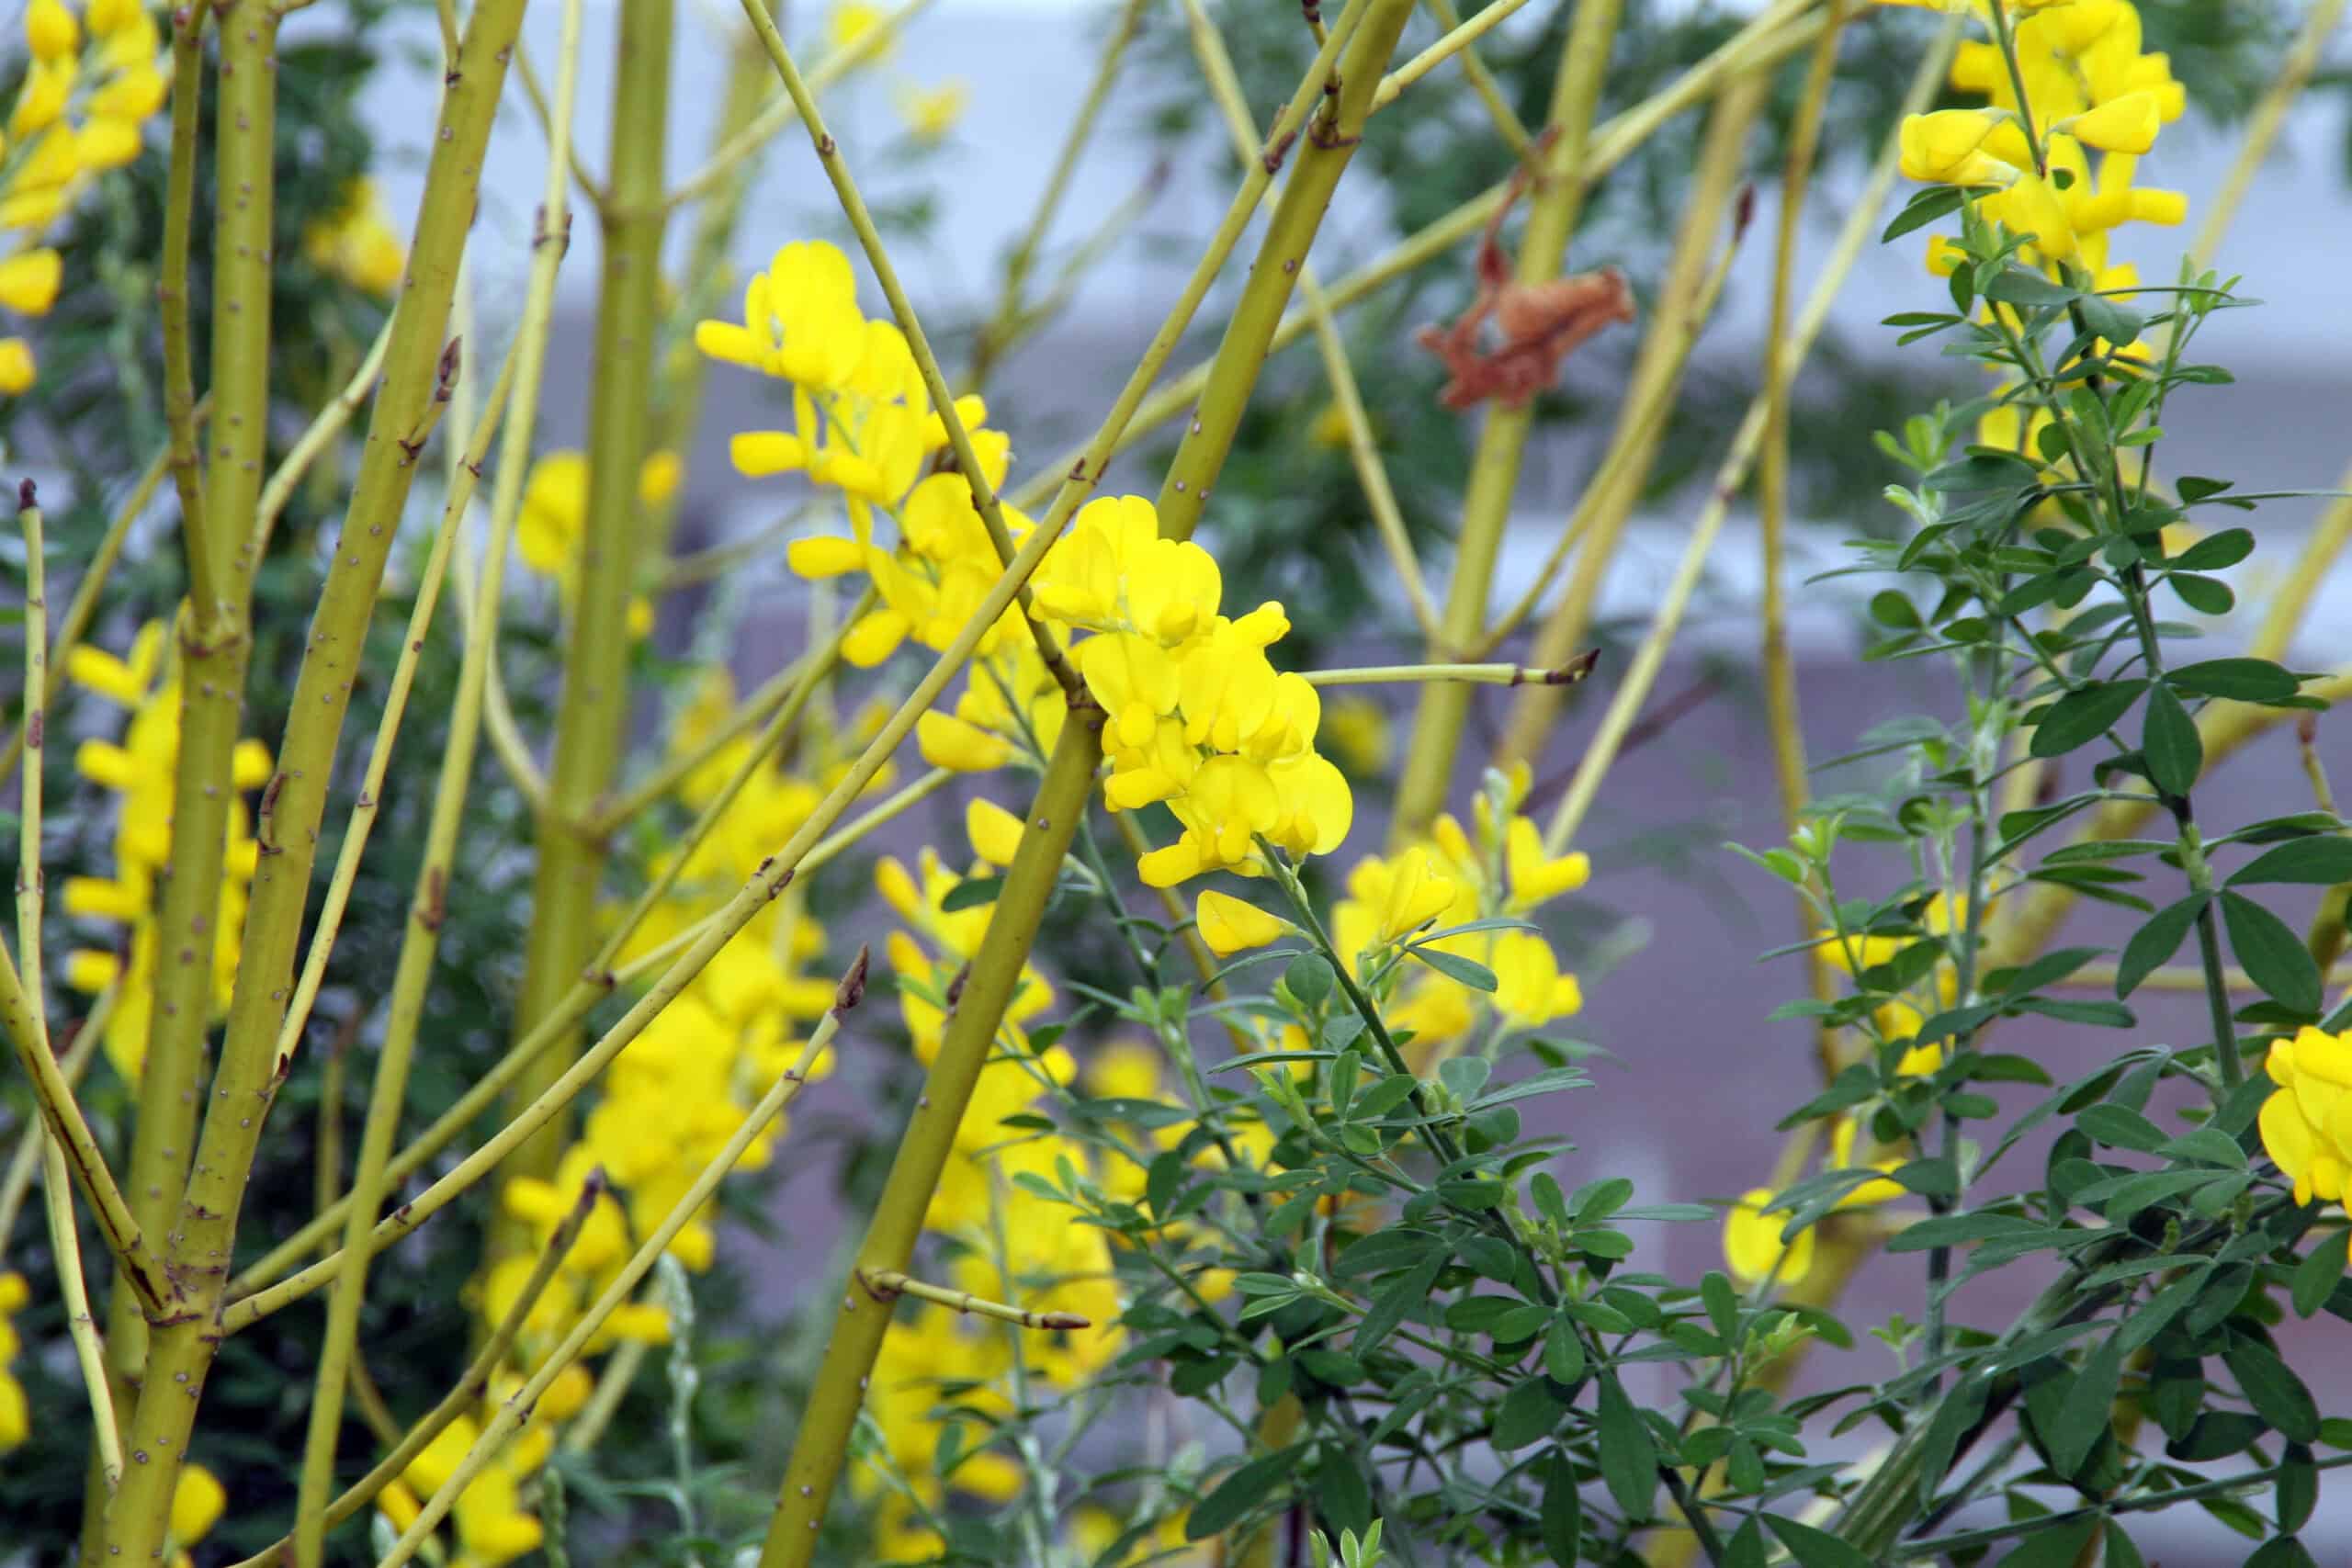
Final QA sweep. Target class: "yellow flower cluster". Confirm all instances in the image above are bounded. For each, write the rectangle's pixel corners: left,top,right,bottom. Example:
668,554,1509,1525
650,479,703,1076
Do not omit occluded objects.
1884,0,2188,460
379,1412,559,1568
1814,894,1971,1079
1890,0,2186,277
59,621,274,1083
1197,766,1591,1060
700,240,1356,888
515,446,682,638
2258,1026,2352,1208
1,0,168,395
300,176,408,297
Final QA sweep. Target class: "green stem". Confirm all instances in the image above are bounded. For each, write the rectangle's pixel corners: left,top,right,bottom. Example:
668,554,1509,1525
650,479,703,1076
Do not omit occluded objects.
969,0,1149,388
754,706,1107,1566
504,0,674,1208
755,3,1417,1556
1390,0,1623,837
288,340,529,1566
104,0,535,1553
159,0,211,602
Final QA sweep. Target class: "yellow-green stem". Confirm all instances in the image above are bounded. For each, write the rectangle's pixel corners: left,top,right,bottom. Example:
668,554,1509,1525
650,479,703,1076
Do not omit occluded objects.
105,0,534,1551
1176,0,1440,645
642,0,781,572
1374,0,1539,125
1496,69,1767,770
0,430,176,783
757,0,1416,1554
288,337,531,1566
272,344,522,1069
1758,0,1848,1077
1388,0,1624,836
158,0,211,601
227,1173,603,1568
43,1135,123,1490
386,987,857,1568
754,710,1107,1566
0,989,105,1260
504,0,674,1209
1538,23,1951,856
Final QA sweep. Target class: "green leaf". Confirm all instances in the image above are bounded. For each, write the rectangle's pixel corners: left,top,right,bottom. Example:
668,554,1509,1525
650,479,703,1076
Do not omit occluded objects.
2169,573,2235,615
2030,680,2148,759
1883,185,1968,242
1284,953,1335,1008
2166,658,2298,702
2290,1227,2350,1317
940,875,1003,912
1595,1376,1658,1519
1700,1271,1738,1342
2103,1522,2148,1568
2114,894,2207,998
2170,527,2254,570
1544,1318,1587,1383
1538,1452,1582,1564
2226,1335,2322,1442
1185,1446,1301,1540
2141,685,2203,795
1724,1518,1768,1568
1467,1066,1593,1111
1763,1514,1876,1568
2230,837,2352,888
1984,268,2080,308
2277,1442,2319,1534
1995,1520,2100,1567
1925,453,2038,493
1352,1256,1442,1356
2076,1102,2166,1153
1313,1447,1373,1538
1407,943,1498,993
1494,1376,1566,1450
2244,1538,2319,1568
2222,890,2324,1014
2046,1336,2125,1475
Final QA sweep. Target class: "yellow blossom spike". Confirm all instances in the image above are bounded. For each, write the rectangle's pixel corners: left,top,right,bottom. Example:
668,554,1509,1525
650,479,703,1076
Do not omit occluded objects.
0,339,32,396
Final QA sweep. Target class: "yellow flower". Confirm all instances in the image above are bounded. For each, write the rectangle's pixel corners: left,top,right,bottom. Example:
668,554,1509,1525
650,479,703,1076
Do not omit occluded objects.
171,1464,228,1546
965,795,1026,868
1897,108,2014,186
2056,88,2161,154
896,80,967,141
1353,845,1458,948
1196,888,1291,956
826,0,893,61
303,178,407,296
0,248,63,314
0,338,33,395
1490,929,1582,1028
514,449,670,637
27,0,79,62
1724,1189,1814,1286
2259,1026,2352,1207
